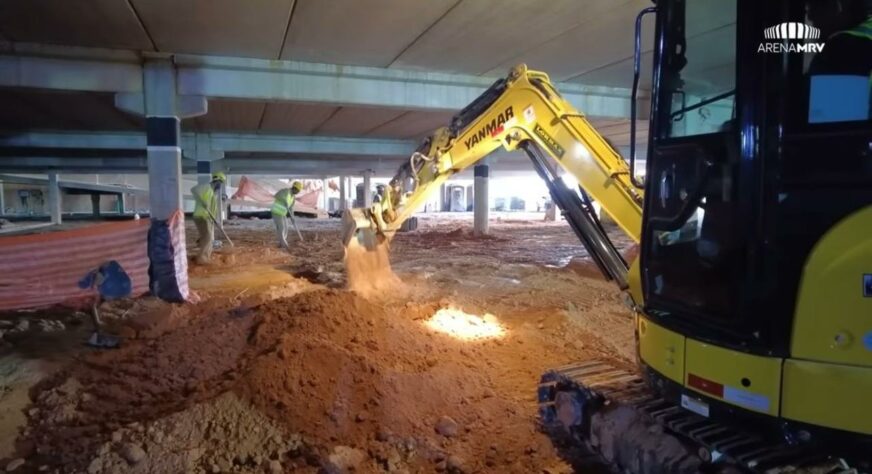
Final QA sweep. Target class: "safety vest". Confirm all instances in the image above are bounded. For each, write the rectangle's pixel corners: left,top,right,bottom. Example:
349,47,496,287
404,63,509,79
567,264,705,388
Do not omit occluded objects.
191,183,218,219
271,188,296,216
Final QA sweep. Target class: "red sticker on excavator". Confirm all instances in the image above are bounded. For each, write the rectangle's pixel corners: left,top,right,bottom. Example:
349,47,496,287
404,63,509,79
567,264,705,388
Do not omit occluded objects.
687,373,724,398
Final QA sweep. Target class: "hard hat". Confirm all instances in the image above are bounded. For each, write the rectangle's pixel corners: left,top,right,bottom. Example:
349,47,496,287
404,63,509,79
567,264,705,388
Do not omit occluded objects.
291,181,303,193
211,172,227,184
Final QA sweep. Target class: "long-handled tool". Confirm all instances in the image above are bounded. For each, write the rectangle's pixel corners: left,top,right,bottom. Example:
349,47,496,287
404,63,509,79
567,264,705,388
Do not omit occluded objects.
206,208,234,248
289,212,303,242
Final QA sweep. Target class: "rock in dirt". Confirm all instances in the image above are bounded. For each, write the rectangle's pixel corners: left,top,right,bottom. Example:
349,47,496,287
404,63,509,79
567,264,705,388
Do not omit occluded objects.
12,320,29,333
66,312,88,325
118,443,146,465
5,458,25,472
36,320,65,332
269,459,283,473
375,427,392,442
324,445,366,473
435,416,459,438
446,455,467,473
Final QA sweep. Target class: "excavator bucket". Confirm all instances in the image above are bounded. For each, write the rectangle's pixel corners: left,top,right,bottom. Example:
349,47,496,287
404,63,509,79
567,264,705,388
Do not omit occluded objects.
341,208,380,251
342,209,398,293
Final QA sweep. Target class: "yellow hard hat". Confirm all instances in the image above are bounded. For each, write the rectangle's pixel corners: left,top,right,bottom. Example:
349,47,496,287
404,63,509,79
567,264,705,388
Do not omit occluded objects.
211,172,227,184
291,181,303,193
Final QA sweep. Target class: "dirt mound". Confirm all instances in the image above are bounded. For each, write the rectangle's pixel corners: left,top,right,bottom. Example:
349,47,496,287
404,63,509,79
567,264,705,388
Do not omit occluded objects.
20,288,580,473
83,392,306,474
23,306,254,468
237,289,570,472
242,290,471,443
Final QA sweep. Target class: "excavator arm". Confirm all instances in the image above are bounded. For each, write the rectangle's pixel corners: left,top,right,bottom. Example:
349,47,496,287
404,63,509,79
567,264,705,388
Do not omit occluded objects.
343,64,644,288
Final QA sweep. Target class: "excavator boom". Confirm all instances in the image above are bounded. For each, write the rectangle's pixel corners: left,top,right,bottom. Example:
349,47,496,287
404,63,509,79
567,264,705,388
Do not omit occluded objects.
343,64,643,288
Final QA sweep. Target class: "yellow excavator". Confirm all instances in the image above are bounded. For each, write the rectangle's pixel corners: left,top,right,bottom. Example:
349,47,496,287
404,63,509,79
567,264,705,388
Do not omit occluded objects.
343,0,872,471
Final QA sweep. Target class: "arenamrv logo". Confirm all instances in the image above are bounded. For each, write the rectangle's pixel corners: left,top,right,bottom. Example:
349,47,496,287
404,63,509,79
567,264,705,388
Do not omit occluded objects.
759,22,825,53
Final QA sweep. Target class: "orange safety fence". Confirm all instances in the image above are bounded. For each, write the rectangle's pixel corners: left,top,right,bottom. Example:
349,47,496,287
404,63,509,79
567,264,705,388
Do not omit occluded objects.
0,219,151,311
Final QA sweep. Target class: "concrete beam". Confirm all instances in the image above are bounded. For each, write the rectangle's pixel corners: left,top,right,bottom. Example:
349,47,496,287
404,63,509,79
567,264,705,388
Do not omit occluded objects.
0,42,142,92
0,158,158,173
223,159,403,176
175,54,635,117
207,133,415,156
0,174,148,195
0,42,638,118
0,155,406,175
0,131,148,149
0,131,416,157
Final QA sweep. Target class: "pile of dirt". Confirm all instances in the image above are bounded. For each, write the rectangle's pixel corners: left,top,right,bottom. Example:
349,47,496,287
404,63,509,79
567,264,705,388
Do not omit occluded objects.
82,392,307,474
21,303,254,469
19,288,578,473
238,289,569,472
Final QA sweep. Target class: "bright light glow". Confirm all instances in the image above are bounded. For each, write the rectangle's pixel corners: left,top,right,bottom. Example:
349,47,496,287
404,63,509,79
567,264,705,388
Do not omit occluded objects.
573,142,593,162
425,308,506,341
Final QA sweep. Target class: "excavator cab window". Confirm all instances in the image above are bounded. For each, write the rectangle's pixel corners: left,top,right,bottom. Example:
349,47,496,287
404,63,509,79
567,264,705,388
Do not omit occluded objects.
642,0,746,340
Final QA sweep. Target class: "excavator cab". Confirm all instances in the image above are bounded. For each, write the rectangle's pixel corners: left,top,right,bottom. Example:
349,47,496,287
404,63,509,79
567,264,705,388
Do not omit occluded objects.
621,0,872,466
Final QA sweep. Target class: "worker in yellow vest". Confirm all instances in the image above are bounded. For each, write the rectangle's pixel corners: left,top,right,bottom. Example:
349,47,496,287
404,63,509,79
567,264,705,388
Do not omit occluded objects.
191,172,226,264
272,180,304,250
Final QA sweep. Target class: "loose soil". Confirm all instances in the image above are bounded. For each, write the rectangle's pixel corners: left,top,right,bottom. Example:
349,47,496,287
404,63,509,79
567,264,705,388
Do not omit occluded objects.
0,212,636,473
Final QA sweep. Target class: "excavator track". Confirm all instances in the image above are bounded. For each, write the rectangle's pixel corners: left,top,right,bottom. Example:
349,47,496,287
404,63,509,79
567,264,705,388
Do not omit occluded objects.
538,360,855,473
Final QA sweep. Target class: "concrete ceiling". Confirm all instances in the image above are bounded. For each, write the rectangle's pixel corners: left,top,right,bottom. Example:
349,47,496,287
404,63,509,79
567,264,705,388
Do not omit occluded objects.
0,0,729,173
0,0,731,88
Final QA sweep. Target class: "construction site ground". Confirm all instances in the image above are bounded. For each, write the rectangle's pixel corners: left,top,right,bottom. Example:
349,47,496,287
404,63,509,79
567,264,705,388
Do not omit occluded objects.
0,212,637,473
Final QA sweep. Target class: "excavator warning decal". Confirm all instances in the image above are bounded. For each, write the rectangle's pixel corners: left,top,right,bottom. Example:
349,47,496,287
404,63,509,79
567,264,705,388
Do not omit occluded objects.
534,124,565,159
523,105,536,123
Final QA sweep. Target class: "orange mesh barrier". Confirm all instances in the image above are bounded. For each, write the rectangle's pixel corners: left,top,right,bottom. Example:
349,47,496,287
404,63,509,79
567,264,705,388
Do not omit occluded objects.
0,219,150,311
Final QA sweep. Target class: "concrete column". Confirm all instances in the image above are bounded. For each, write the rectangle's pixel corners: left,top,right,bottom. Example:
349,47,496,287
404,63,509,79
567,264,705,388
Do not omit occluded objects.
473,165,489,236
0,181,5,215
339,175,347,210
321,178,328,211
439,184,447,212
144,59,188,302
466,185,474,212
145,61,183,221
47,173,61,225
362,170,373,208
90,194,101,218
